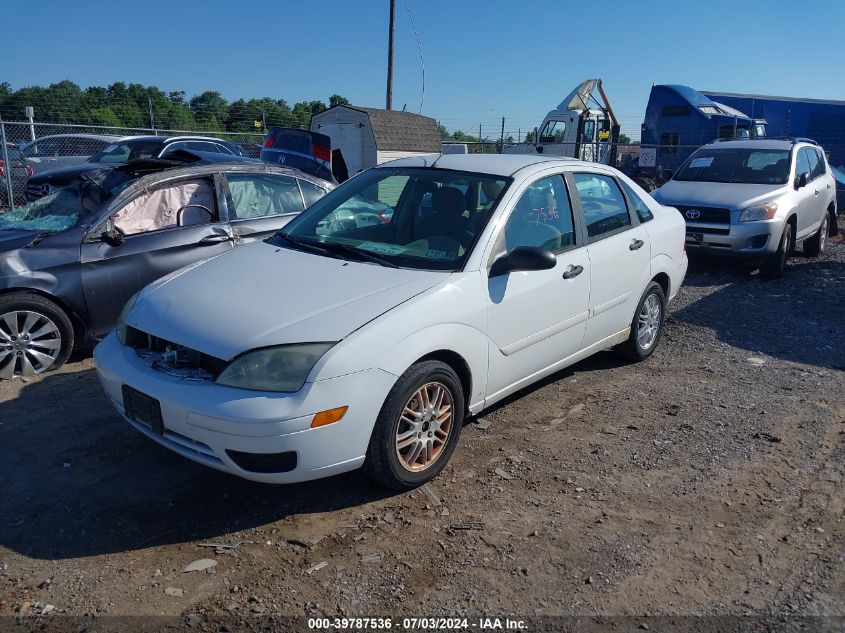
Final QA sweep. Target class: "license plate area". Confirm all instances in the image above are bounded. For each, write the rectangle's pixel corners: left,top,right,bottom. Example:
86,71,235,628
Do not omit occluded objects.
687,231,704,242
122,385,164,435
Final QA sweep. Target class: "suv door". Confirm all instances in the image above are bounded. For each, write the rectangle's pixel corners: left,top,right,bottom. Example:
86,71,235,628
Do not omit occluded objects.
223,172,316,241
484,173,590,399
571,171,651,346
795,147,821,238
80,175,234,337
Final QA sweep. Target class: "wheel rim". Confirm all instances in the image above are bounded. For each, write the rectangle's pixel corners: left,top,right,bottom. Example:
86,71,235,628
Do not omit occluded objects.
637,294,662,351
395,381,454,472
0,310,62,378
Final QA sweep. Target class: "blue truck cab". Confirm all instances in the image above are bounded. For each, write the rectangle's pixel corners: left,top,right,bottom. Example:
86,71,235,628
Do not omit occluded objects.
631,85,765,187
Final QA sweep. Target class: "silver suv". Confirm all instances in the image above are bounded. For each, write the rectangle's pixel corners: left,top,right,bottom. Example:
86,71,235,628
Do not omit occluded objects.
652,138,837,277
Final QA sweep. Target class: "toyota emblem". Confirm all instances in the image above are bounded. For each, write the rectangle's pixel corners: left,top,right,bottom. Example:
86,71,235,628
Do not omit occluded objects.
685,209,701,220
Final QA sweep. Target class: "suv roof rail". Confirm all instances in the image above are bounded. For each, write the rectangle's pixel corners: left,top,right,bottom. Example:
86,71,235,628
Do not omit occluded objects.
709,136,819,146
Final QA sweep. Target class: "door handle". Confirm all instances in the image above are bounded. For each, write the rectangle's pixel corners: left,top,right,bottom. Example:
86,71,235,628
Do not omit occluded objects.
629,238,644,251
198,233,231,245
562,264,584,279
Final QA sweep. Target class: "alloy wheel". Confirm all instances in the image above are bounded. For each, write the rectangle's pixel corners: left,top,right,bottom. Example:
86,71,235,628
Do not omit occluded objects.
395,382,454,472
637,294,662,351
0,310,62,378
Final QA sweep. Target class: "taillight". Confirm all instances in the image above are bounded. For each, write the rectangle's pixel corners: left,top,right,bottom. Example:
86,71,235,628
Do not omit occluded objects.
0,160,4,179
378,210,392,223
26,163,33,177
311,143,331,163
263,135,276,148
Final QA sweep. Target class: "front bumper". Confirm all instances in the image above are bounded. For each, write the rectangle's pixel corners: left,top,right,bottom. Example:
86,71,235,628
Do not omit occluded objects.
684,218,782,262
94,333,398,484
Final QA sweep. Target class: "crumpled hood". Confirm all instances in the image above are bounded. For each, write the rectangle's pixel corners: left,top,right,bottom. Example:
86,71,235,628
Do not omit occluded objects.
654,180,786,210
28,163,101,185
129,241,448,360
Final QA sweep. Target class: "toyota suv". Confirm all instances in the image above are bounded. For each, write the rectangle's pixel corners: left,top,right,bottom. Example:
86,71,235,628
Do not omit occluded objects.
652,138,837,277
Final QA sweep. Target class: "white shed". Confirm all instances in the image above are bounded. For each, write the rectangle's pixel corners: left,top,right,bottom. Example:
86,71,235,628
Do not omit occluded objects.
311,105,442,177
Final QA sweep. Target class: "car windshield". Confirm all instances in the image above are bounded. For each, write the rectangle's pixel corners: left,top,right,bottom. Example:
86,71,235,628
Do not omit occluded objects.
674,148,791,184
0,187,87,233
91,139,166,164
271,167,511,271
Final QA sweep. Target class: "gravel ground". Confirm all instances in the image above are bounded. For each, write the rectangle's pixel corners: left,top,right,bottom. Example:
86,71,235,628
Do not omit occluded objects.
1,239,843,631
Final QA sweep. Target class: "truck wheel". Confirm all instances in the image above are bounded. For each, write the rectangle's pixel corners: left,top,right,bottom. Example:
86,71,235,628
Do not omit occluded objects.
761,222,793,278
0,293,74,379
803,212,829,257
364,361,465,490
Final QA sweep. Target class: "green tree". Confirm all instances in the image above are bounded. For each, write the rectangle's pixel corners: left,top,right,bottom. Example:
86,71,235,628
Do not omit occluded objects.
329,94,349,107
618,133,631,144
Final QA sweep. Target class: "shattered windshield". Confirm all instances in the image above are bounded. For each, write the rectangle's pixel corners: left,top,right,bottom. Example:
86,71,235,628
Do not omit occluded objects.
0,188,85,233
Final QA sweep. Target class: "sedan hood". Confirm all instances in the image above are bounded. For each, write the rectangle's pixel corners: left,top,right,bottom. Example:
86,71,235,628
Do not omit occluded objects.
129,241,448,360
28,163,101,185
654,180,786,209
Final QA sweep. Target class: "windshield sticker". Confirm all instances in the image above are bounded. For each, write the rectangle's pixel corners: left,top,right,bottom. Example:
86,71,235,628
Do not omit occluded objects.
425,249,452,260
356,241,406,256
689,157,714,168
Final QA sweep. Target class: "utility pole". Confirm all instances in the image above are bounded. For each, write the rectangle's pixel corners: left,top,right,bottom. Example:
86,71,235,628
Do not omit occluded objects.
148,97,156,133
386,0,395,110
499,116,505,153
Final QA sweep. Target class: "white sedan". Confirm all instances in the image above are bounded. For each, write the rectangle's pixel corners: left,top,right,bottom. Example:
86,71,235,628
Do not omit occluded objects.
94,154,687,489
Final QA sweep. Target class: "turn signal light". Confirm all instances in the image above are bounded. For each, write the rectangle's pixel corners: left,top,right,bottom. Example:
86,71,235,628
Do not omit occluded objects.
311,406,348,428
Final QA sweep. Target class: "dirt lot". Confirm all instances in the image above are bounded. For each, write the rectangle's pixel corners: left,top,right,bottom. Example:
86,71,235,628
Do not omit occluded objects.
1,240,843,631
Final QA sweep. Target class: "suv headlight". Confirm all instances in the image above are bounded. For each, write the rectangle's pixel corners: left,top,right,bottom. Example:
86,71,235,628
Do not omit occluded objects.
738,203,778,222
115,291,140,345
215,343,336,392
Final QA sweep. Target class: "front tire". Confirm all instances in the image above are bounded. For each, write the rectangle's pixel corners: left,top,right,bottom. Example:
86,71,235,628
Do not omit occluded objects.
0,293,74,379
616,282,666,361
761,222,793,279
364,360,465,490
803,212,829,258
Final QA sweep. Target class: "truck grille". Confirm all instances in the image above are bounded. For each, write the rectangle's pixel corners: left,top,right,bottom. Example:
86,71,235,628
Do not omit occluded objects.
125,327,228,381
675,205,731,224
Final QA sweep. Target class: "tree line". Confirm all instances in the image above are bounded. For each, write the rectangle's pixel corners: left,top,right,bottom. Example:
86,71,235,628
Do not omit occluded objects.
0,80,350,133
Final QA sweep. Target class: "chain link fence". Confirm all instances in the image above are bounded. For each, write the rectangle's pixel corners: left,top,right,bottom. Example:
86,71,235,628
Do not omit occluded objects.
0,121,266,210
1,118,726,212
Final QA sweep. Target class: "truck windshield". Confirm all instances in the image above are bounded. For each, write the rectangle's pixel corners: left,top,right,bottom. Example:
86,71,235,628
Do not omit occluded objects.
674,148,790,185
271,167,511,271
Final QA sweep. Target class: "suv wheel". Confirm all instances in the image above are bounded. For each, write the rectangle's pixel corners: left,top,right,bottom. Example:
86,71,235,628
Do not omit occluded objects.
761,222,793,279
803,212,829,258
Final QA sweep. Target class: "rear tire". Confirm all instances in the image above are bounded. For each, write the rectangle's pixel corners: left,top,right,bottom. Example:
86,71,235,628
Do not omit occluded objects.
363,360,464,490
0,293,74,379
615,282,666,361
803,212,829,258
761,222,793,278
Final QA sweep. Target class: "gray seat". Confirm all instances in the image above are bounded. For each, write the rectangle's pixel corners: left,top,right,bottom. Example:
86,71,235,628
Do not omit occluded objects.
416,186,468,239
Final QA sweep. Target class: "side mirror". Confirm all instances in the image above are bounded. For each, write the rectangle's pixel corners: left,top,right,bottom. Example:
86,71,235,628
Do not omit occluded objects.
100,226,125,247
490,246,557,278
660,168,674,183
795,172,810,189
177,204,213,227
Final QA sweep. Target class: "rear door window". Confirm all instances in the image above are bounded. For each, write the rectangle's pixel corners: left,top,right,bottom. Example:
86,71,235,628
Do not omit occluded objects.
796,148,812,178
226,173,305,219
572,173,631,239
299,180,327,207
619,179,653,223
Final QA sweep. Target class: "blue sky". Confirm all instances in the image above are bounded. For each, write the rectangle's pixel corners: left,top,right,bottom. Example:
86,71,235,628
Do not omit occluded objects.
4,0,845,139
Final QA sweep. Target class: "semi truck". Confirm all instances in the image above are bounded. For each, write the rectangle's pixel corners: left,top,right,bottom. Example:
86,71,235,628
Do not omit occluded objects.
504,79,621,164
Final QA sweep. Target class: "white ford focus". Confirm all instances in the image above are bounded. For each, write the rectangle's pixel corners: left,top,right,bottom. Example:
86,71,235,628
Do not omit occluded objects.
94,154,687,489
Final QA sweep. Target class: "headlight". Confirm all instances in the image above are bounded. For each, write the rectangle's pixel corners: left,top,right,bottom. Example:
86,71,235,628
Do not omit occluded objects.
115,291,140,345
738,203,777,222
215,342,335,392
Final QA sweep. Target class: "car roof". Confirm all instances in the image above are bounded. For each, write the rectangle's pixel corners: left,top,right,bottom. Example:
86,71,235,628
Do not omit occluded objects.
27,133,122,142
377,153,596,177
113,135,236,144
